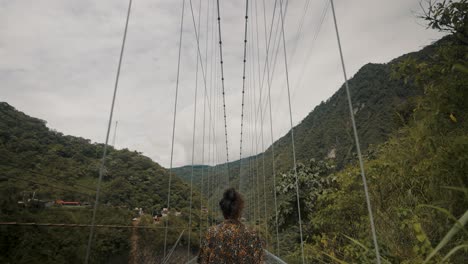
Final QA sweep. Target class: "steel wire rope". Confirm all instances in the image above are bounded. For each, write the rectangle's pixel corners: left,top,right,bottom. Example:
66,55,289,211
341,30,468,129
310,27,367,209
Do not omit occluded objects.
187,0,203,259
238,0,249,192
256,3,330,145
255,0,321,131
257,0,294,126
245,56,254,223
244,81,252,220
269,0,325,111
84,0,132,262
329,0,381,262
252,0,270,248
163,0,186,258
211,32,219,225
289,0,312,62
199,0,211,246
247,40,257,225
248,11,261,230
215,59,223,221
261,0,280,255
207,47,214,227
278,0,305,262
286,0,330,114
215,0,230,188
213,41,219,222
207,0,216,227
111,121,118,146
254,0,289,123
246,33,257,225
187,0,215,117
262,0,329,127
210,38,219,224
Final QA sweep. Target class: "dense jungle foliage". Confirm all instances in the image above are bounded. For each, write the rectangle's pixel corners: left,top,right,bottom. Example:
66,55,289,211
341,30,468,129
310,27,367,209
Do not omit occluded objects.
0,102,206,263
276,1,468,262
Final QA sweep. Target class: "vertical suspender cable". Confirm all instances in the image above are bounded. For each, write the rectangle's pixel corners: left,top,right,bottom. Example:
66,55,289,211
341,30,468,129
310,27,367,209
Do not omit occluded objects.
249,5,261,227
253,0,269,248
200,72,207,245
278,0,305,263
84,1,132,263
187,0,202,259
111,121,118,147
238,0,249,192
164,0,186,258
247,49,256,223
261,0,280,254
329,1,381,263
211,43,219,222
215,0,230,188
199,0,211,247
207,0,216,227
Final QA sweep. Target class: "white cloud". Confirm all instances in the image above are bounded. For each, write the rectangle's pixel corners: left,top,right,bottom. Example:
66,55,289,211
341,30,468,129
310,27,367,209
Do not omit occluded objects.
0,0,445,167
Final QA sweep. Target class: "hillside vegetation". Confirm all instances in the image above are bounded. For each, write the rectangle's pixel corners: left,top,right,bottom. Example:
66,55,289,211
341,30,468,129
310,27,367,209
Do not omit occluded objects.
0,102,205,263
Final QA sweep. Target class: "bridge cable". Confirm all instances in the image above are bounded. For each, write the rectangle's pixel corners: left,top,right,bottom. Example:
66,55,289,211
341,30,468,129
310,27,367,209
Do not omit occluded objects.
289,0,311,62
199,0,211,247
265,1,329,124
84,0,132,263
210,25,219,225
329,0,381,263
163,0,186,258
187,0,203,260
215,0,230,188
207,0,216,227
261,0,280,255
287,0,330,111
278,0,305,263
248,8,261,230
253,0,270,248
246,29,256,224
238,0,249,192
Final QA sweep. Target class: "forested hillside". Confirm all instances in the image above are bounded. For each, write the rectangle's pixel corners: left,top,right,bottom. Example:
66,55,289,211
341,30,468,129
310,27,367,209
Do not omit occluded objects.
274,2,468,260
0,102,205,263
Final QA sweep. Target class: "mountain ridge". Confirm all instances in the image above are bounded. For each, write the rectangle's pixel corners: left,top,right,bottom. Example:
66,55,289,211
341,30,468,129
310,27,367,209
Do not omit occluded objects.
173,36,449,205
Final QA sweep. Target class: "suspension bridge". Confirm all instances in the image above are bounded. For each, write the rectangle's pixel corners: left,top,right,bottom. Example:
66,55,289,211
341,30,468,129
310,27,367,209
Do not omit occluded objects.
2,0,383,263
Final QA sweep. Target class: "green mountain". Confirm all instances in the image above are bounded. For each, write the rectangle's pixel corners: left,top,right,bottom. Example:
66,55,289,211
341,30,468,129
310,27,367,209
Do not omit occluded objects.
174,37,443,203
0,102,204,263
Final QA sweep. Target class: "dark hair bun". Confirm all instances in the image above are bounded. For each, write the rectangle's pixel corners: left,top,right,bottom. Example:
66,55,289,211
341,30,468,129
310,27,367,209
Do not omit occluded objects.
224,188,236,201
219,188,244,220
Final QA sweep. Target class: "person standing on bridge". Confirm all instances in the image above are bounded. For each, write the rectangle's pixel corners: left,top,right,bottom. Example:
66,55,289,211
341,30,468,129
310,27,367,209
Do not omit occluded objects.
198,188,264,263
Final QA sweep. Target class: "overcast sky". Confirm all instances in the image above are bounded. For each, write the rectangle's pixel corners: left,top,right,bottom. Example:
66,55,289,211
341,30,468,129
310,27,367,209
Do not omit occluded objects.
0,0,444,168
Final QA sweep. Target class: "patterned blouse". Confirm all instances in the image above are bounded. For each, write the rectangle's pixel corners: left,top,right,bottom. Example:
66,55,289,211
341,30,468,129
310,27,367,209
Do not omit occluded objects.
198,219,264,263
